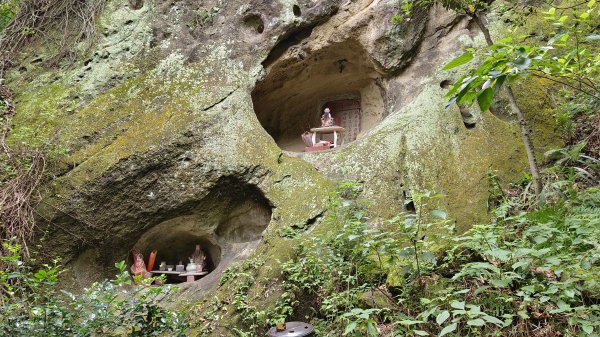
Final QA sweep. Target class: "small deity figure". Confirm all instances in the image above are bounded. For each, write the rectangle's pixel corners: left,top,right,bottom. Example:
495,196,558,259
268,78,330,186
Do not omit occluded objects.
130,249,151,278
321,107,334,127
189,244,206,272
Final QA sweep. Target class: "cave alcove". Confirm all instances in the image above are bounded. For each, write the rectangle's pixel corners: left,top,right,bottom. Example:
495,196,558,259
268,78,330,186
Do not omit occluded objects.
132,181,273,283
252,39,385,152
134,227,222,276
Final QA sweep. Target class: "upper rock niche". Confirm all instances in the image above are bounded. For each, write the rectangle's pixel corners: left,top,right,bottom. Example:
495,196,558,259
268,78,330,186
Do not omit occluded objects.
252,39,385,152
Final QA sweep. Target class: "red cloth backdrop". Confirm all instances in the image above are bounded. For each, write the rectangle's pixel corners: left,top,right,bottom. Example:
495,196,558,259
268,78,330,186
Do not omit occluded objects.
325,99,361,143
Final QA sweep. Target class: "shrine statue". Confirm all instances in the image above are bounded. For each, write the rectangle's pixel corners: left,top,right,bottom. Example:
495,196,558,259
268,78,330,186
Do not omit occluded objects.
187,244,206,272
321,108,334,127
130,249,151,278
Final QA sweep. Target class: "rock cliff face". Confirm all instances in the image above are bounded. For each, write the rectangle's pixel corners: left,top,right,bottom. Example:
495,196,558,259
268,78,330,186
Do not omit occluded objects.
5,0,557,293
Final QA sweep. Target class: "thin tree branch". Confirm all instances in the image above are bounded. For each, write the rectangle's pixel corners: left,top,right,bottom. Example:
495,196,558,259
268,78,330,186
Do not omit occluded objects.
531,72,599,97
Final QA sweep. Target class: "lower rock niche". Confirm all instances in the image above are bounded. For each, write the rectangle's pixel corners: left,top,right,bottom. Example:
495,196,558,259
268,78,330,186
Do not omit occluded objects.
134,231,221,283
132,183,273,284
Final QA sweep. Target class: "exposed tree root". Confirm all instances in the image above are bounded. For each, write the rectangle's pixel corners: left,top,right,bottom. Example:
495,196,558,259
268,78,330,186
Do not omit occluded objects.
0,0,107,75
0,84,45,264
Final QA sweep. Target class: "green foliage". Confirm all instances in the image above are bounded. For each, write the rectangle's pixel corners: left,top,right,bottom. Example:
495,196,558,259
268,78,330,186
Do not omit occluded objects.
259,191,454,336
197,258,269,336
444,0,599,111
394,0,491,23
337,181,363,199
553,93,599,140
544,141,599,182
342,308,381,336
0,243,188,336
441,51,474,71
250,167,600,337
387,192,453,287
0,0,19,32
486,170,505,210
276,225,301,238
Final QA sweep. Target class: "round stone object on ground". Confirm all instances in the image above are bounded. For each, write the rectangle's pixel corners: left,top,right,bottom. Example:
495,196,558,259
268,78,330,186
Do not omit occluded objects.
267,322,315,337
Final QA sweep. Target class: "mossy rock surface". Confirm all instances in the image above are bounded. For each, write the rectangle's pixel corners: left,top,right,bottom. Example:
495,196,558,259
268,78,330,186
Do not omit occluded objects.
3,0,560,331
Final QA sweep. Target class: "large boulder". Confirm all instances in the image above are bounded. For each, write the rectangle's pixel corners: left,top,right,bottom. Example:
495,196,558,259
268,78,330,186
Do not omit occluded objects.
4,0,557,295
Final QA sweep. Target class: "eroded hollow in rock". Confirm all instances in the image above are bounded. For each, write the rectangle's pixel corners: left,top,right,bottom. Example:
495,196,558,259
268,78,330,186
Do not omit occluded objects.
132,181,272,283
244,14,265,34
252,39,385,152
134,228,222,275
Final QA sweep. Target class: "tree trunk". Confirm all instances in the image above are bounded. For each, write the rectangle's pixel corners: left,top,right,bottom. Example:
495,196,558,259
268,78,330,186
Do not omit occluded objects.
470,12,542,201
505,86,542,197
471,13,494,46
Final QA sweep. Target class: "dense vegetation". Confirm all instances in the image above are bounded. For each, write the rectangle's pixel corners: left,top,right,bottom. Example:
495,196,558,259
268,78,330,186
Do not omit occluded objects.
202,170,599,336
0,250,187,336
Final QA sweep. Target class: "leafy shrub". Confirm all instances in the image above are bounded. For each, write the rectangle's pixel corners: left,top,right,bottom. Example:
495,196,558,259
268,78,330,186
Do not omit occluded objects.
268,179,600,336
0,243,188,337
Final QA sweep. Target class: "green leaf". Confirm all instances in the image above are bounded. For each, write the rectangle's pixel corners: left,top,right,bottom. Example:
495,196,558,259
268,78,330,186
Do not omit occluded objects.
482,315,504,327
494,75,506,91
467,318,486,326
581,259,592,270
436,310,451,325
115,261,126,271
511,57,532,70
489,248,510,261
490,278,512,288
420,251,437,264
414,330,430,336
465,262,501,273
549,32,567,45
582,324,593,334
442,52,474,70
474,286,490,295
512,260,530,270
454,76,479,103
344,322,357,335
467,304,481,314
439,323,457,337
531,248,551,257
431,209,447,219
564,289,576,298
450,301,465,310
477,88,494,111
367,322,378,336
399,319,424,326
481,79,492,90
549,307,567,314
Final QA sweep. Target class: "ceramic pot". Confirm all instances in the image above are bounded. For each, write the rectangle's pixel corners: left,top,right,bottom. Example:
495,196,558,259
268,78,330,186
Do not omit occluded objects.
186,262,197,272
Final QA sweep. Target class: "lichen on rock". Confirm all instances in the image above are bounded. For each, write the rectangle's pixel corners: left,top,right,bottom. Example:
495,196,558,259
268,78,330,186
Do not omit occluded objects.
3,0,559,323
